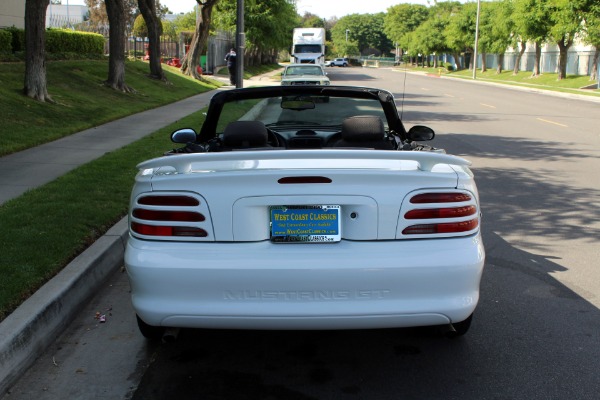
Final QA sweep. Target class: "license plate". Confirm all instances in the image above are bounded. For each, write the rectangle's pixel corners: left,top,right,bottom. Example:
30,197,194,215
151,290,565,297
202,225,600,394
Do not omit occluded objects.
270,205,341,243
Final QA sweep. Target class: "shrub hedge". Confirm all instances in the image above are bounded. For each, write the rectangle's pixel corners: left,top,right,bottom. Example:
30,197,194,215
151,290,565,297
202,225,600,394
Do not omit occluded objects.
0,30,11,53
0,27,104,58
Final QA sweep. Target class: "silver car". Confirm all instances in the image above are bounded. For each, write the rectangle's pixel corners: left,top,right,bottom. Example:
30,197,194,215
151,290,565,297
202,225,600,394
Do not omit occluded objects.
281,64,330,86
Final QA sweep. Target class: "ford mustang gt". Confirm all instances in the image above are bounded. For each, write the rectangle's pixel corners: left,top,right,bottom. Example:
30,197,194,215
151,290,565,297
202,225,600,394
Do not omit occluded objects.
125,85,485,339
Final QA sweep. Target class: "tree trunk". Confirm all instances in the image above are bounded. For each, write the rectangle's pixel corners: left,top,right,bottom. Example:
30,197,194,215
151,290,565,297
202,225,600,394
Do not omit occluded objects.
556,35,573,80
105,0,134,92
138,0,165,81
513,41,526,75
531,41,541,77
181,0,219,80
590,46,599,81
453,53,462,70
481,52,487,73
496,53,504,74
24,0,52,102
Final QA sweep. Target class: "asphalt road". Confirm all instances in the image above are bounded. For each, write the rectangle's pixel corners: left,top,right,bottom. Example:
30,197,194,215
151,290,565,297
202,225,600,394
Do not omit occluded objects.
5,67,600,400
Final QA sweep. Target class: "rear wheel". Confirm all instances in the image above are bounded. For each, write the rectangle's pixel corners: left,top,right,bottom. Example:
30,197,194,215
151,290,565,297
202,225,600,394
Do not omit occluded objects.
445,314,473,338
136,314,164,340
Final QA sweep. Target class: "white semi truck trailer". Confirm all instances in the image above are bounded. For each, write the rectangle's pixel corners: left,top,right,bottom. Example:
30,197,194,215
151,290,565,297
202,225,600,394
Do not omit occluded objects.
291,27,325,65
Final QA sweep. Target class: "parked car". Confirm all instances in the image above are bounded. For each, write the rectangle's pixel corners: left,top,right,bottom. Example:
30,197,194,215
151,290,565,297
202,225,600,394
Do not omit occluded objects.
329,57,349,67
125,85,485,340
281,63,330,86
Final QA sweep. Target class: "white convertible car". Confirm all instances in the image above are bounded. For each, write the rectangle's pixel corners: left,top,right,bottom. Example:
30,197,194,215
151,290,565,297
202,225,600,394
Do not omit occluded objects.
125,85,485,339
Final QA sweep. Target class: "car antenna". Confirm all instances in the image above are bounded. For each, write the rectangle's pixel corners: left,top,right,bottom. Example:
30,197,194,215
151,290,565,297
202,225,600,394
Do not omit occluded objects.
399,60,408,120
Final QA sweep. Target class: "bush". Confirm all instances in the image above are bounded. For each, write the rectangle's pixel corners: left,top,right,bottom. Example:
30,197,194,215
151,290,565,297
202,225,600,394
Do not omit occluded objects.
45,29,104,55
0,28,104,59
2,27,25,52
0,30,11,53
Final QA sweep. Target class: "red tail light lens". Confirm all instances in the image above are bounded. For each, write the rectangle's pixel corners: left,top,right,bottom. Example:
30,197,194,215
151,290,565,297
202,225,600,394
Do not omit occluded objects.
405,205,476,219
131,222,208,237
402,219,479,235
132,209,205,222
138,195,199,206
410,193,472,204
401,191,479,236
132,194,209,239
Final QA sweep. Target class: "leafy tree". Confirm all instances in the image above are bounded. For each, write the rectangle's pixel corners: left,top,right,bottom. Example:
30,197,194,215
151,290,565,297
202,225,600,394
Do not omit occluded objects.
172,11,197,32
85,0,138,35
181,0,219,79
301,12,324,28
138,0,165,80
331,13,392,56
445,2,478,70
547,0,589,80
161,19,177,42
24,0,52,102
512,0,551,76
425,1,463,69
582,1,600,80
485,0,515,74
383,3,429,55
412,16,448,68
132,14,148,37
212,0,298,66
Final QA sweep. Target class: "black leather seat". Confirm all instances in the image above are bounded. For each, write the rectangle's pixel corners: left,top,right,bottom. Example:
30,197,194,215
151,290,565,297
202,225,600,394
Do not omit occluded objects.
332,116,395,150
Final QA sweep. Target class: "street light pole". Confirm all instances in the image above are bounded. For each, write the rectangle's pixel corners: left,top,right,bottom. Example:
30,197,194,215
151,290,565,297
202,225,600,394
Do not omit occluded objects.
236,0,245,88
472,0,481,79
345,29,349,43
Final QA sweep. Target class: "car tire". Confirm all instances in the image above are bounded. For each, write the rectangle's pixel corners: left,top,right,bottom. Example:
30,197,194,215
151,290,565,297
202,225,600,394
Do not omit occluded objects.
445,313,473,338
136,314,164,340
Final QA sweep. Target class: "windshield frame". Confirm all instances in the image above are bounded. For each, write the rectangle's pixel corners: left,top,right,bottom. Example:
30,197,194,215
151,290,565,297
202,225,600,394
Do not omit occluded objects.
199,86,407,142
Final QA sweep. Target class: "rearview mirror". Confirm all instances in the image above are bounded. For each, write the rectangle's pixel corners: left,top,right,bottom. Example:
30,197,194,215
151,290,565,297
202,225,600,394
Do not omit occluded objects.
407,125,435,141
281,97,316,110
171,128,197,144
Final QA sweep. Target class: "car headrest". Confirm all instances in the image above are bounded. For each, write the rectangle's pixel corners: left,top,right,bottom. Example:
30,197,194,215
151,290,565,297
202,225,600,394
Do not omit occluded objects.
341,116,385,141
222,121,269,147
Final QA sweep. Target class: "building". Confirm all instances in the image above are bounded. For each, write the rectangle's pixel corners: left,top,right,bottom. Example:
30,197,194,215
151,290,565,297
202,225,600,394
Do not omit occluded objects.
0,0,24,29
0,2,88,30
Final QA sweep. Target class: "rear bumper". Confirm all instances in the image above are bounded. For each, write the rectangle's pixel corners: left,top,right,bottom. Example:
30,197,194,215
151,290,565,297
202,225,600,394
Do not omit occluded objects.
125,234,485,330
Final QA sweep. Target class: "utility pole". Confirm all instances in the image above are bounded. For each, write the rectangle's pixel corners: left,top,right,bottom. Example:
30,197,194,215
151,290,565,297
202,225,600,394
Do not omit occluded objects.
236,0,244,88
472,0,481,79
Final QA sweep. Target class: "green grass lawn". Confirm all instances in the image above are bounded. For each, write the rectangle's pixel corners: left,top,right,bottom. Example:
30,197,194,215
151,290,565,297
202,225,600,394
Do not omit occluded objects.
0,60,220,156
0,60,281,320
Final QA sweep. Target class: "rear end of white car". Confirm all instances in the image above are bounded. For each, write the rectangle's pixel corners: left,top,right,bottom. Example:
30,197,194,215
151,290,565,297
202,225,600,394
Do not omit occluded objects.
125,151,485,332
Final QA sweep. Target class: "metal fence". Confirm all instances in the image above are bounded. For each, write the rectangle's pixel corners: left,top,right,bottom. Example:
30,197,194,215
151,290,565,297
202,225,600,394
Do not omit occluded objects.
501,51,597,76
427,51,598,76
101,31,234,74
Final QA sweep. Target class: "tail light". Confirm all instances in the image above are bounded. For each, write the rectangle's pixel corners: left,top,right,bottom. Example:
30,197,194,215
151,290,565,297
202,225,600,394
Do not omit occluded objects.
398,191,480,238
130,193,211,240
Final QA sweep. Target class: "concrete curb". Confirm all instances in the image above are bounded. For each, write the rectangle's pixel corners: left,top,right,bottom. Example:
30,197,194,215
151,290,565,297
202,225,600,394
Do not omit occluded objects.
0,217,128,396
0,70,282,395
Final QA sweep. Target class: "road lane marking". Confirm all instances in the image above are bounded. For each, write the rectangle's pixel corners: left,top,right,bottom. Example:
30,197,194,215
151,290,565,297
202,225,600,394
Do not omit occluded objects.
537,118,568,127
421,87,431,91
444,94,455,97
480,103,496,109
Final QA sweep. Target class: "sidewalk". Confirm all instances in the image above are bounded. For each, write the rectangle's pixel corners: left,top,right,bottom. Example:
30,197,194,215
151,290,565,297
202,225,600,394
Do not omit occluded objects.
0,72,280,395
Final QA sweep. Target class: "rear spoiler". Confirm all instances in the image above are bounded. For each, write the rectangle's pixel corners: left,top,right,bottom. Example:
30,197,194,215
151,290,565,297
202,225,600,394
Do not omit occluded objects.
137,150,471,174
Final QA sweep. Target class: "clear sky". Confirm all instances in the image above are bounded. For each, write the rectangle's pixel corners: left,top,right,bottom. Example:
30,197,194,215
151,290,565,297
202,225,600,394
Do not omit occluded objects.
65,0,434,20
